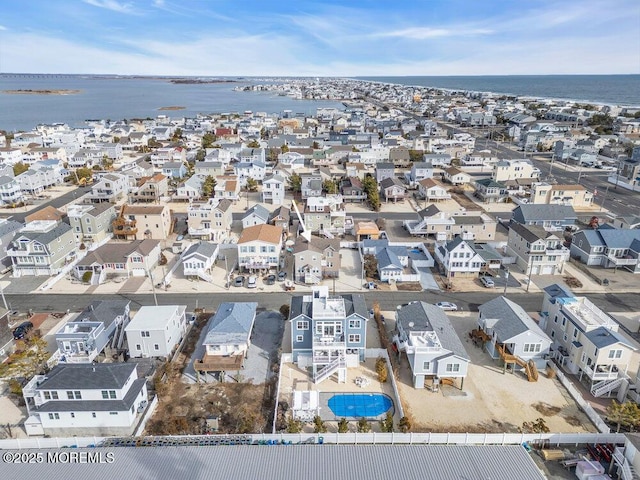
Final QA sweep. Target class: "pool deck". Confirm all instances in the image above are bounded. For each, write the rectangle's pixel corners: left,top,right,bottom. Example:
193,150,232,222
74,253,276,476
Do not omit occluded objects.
279,358,401,424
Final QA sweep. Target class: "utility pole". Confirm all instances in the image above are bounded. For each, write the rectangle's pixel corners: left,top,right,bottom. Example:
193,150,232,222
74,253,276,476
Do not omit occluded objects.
526,257,533,293
599,184,610,212
503,268,509,298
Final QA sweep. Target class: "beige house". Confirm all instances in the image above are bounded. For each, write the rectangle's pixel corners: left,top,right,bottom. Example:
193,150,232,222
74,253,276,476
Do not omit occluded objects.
187,198,232,242
293,235,341,284
214,175,240,201
237,224,283,272
129,173,169,203
403,205,497,241
492,159,541,184
530,182,593,208
121,205,172,241
442,167,471,185
67,203,116,246
303,196,352,236
418,178,451,201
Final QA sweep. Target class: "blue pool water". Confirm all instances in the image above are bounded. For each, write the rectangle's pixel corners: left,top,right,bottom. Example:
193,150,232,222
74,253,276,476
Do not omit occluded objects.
328,393,393,418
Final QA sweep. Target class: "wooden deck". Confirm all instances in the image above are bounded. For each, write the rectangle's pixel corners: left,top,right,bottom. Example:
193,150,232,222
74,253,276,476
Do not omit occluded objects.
194,354,244,372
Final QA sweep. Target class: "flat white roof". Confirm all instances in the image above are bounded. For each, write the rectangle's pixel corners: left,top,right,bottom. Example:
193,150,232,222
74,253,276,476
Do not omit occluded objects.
125,305,185,331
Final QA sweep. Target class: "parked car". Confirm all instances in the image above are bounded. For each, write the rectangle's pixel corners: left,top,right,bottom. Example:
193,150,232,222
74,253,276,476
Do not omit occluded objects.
480,276,495,288
277,271,287,282
365,281,378,290
264,274,276,285
13,321,34,340
247,275,257,288
233,275,245,287
435,302,458,311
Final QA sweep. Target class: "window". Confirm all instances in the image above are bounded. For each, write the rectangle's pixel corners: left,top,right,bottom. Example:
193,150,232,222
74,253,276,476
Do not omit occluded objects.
608,349,623,359
92,412,97,418
48,413,60,420
102,390,116,399
296,321,309,330
348,319,361,329
573,328,578,339
73,391,81,399
67,391,74,399
348,334,361,343
423,361,430,370
523,343,542,353
551,331,555,338
70,413,75,418
136,344,141,350
109,412,118,416
154,344,159,350
296,335,304,342
446,364,460,372
561,317,566,327
141,331,150,337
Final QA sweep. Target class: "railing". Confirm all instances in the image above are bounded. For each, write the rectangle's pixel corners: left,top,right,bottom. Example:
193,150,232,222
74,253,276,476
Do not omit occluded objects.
607,255,637,266
583,364,621,381
312,334,346,347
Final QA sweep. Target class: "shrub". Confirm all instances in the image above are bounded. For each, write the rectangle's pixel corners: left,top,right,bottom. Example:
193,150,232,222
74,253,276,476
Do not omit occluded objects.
380,412,394,432
357,417,371,433
81,271,92,284
286,415,303,433
313,415,327,433
376,357,388,383
279,304,290,319
399,416,412,433
8,378,23,396
337,418,349,433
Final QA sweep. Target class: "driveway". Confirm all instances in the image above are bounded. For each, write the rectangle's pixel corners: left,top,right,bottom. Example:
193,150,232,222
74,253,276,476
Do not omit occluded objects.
417,267,440,291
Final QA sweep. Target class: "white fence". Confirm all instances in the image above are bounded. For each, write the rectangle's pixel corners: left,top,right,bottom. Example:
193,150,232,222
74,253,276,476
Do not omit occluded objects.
134,395,159,437
365,348,404,419
547,361,611,433
0,431,626,450
273,353,293,434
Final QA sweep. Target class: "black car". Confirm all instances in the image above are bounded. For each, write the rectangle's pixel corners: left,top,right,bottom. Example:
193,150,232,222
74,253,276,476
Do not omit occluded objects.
264,274,276,285
233,275,245,287
277,271,287,282
13,321,34,340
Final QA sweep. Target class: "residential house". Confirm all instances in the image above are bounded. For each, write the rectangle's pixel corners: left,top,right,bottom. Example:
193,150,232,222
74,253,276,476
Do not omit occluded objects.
54,299,131,364
194,161,225,177
0,176,24,206
418,178,451,202
354,221,380,242
129,173,169,203
344,162,367,180
187,198,232,242
477,296,552,373
262,174,285,205
289,287,368,384
73,239,161,285
379,177,407,203
150,146,185,168
394,301,470,389
119,205,171,241
375,163,395,183
507,222,569,275
268,206,291,234
403,205,497,241
0,219,23,270
340,177,367,203
492,159,541,186
303,196,352,236
16,167,63,195
293,235,340,284
530,183,594,208
510,204,577,231
182,242,220,282
67,203,116,246
214,175,240,201
539,284,636,395
434,236,488,278
570,227,640,272
126,305,187,358
22,363,148,436
24,205,65,224
376,247,406,283
121,157,153,179
176,173,205,200
234,161,266,187
194,302,257,373
442,167,471,186
241,204,270,229
301,172,323,199
423,153,452,168
405,162,434,187
87,173,129,203
237,223,283,272
474,178,509,203
161,161,187,179
8,221,75,277
389,146,411,167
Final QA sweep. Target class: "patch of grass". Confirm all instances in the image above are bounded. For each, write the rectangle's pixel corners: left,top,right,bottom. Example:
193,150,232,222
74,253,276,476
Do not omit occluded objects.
396,282,423,291
532,401,562,416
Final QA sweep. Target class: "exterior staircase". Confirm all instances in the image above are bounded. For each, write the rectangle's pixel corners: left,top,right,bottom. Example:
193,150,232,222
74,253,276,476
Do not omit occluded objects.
591,377,624,397
313,355,346,384
320,229,335,239
613,447,640,480
196,268,213,283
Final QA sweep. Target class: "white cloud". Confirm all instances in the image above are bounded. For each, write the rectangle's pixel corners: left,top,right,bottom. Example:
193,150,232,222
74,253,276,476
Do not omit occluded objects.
82,0,137,15
374,27,493,40
0,25,7,31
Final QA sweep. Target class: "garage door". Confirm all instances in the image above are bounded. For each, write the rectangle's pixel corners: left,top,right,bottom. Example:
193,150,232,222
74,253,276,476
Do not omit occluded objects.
541,265,554,275
530,265,540,275
131,268,146,277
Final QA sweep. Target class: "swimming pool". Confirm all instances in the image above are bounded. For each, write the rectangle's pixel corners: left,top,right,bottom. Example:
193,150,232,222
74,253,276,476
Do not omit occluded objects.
327,393,393,419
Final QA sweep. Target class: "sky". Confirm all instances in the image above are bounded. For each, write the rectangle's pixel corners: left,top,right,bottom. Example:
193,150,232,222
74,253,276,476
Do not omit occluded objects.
0,0,638,76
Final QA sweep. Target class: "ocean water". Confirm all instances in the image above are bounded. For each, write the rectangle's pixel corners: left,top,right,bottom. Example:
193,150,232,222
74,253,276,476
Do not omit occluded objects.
0,75,344,132
356,75,640,106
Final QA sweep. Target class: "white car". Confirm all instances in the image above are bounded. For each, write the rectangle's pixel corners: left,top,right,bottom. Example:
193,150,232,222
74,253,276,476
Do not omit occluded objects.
480,276,495,288
247,275,257,288
435,302,458,311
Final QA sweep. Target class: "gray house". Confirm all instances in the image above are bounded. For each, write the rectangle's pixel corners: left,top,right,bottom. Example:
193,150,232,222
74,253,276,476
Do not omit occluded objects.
241,204,270,229
510,204,577,231
289,287,368,384
477,296,552,373
570,227,640,272
54,300,131,364
395,301,470,389
301,172,323,199
0,219,23,270
375,163,395,183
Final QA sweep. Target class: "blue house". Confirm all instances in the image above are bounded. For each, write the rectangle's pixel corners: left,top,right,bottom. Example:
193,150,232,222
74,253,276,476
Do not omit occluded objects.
162,161,187,179
289,286,368,384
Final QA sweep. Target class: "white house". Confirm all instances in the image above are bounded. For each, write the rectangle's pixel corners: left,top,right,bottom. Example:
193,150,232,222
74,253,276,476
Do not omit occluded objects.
262,174,285,205
125,305,187,358
241,204,270,229
181,242,220,282
418,178,451,202
434,236,486,278
22,363,148,437
395,301,470,389
237,224,283,272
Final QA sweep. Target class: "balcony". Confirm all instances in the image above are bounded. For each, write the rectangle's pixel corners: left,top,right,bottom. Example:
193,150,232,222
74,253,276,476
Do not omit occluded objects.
313,334,345,348
312,352,345,364
583,363,621,381
607,254,638,266
189,227,213,236
194,354,244,372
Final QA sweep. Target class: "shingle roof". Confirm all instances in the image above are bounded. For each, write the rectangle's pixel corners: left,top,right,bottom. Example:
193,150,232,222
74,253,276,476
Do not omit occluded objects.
37,363,136,390
77,239,159,266
183,241,219,260
238,224,282,245
73,299,130,328
242,204,270,222
511,204,577,224
397,302,469,360
479,296,549,342
204,302,257,345
585,326,635,349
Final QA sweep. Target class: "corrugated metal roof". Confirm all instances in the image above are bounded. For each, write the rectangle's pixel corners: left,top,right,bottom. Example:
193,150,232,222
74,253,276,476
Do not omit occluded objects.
0,445,546,480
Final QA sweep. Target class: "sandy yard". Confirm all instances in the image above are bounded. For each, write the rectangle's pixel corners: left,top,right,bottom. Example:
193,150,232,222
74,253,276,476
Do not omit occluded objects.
389,311,597,434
